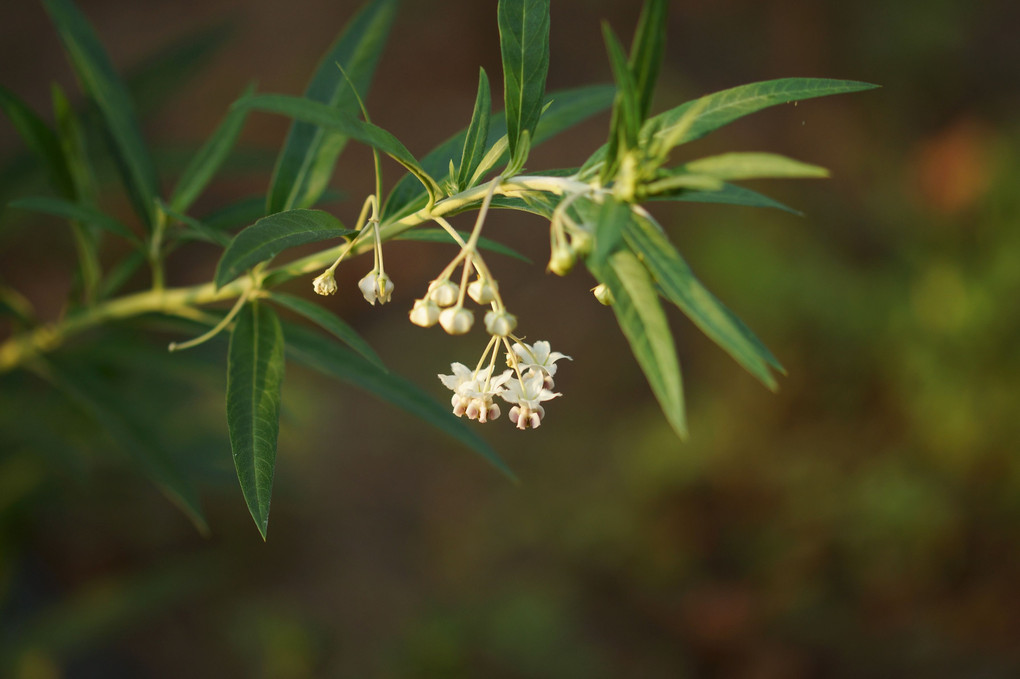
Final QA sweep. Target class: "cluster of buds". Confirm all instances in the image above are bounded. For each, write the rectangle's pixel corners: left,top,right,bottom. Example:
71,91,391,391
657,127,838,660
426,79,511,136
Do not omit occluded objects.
439,339,569,430
410,265,517,339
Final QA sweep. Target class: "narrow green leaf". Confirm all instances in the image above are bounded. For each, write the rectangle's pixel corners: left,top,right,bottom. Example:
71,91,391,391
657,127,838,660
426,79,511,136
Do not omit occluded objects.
43,0,160,229
169,82,256,214
283,323,516,480
268,292,384,370
226,301,286,540
602,22,640,181
588,249,687,439
628,0,668,122
9,196,139,245
381,84,615,222
394,227,531,263
456,68,492,190
622,215,783,389
214,209,354,288
662,182,802,214
644,78,880,151
239,93,440,204
268,0,399,213
498,0,551,165
51,84,97,204
683,152,829,181
99,250,145,299
591,196,631,268
642,172,725,196
0,85,74,197
45,357,208,532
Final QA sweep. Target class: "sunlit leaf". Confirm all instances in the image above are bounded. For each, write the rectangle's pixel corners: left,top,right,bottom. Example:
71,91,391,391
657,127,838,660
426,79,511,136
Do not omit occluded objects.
456,68,492,190
268,291,384,370
498,0,551,166
682,152,829,181
588,248,687,439
226,301,285,540
622,214,783,389
214,209,354,289
267,0,399,213
283,323,516,480
651,181,801,214
42,0,160,229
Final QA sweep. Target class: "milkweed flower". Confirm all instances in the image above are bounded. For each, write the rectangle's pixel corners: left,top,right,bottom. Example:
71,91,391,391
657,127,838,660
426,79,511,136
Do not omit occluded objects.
312,270,337,296
439,363,512,423
499,368,561,430
508,340,571,388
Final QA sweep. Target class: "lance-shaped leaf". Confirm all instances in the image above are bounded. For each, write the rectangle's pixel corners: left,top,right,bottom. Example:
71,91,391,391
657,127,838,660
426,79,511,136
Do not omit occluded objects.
283,323,516,480
382,84,615,222
238,93,440,205
653,182,802,215
214,209,354,289
628,0,668,123
589,248,687,439
9,196,139,245
159,200,232,246
622,215,783,389
268,292,384,370
268,0,398,213
394,228,531,263
644,78,879,152
682,152,829,181
170,82,256,214
456,68,492,191
498,0,551,165
601,23,640,182
43,0,160,230
226,301,286,540
0,85,74,197
591,196,631,269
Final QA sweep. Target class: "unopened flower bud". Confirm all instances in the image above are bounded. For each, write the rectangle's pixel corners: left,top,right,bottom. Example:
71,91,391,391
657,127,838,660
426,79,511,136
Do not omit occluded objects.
312,270,337,296
569,229,593,257
592,283,615,306
375,272,394,304
468,278,498,304
409,298,440,327
358,270,378,304
484,309,517,337
429,279,460,307
439,306,474,335
548,245,576,276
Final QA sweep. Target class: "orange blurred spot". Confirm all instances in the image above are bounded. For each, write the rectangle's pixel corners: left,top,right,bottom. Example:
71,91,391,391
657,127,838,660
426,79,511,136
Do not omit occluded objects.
911,118,992,215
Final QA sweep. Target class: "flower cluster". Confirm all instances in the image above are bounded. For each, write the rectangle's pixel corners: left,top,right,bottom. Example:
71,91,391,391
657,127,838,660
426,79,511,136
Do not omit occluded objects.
438,339,569,430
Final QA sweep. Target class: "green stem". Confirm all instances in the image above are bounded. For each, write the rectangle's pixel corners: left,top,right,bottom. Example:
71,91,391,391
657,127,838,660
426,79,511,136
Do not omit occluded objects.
0,174,591,374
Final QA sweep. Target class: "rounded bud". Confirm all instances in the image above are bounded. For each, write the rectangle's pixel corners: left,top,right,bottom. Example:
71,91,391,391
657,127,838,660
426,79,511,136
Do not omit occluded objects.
548,245,576,276
358,270,379,304
468,278,498,304
312,270,337,296
484,309,517,337
439,306,474,335
409,298,440,327
375,272,394,304
592,283,615,306
429,279,460,307
569,229,593,257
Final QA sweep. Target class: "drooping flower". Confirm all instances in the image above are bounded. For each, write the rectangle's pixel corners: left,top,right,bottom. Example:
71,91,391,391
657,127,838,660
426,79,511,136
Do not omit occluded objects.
428,279,460,307
439,363,512,423
499,368,561,430
358,270,395,305
468,277,498,304
409,298,440,327
508,340,571,388
484,309,517,337
312,270,337,296
439,306,474,335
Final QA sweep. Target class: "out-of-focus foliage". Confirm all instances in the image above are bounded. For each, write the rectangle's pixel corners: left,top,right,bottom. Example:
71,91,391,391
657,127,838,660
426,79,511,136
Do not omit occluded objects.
1,0,1018,677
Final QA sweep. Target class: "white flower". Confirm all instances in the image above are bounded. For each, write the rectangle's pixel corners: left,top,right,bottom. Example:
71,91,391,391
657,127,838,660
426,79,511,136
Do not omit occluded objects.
484,309,517,337
358,270,394,305
439,363,512,423
439,306,474,335
499,368,561,430
312,270,337,296
409,298,440,327
508,340,571,388
428,279,460,307
468,278,498,304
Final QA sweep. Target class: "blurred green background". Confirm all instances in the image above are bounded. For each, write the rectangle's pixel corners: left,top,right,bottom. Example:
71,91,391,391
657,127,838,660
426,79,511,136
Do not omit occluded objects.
2,0,1019,676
